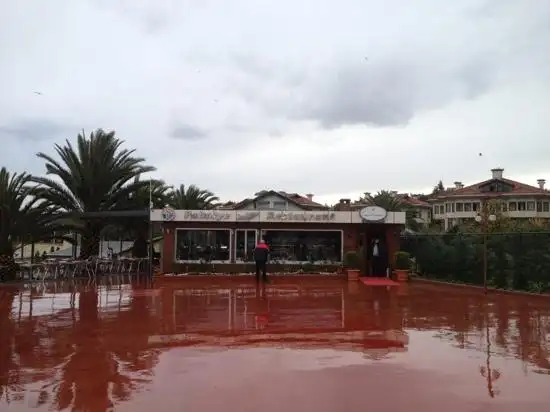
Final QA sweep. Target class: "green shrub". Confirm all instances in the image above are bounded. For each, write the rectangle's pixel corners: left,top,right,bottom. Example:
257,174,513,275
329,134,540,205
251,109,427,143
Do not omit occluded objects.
394,251,410,270
344,251,360,269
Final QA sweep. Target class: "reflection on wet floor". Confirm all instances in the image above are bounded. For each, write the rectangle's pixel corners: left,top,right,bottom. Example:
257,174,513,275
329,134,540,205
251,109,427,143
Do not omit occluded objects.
1,277,550,411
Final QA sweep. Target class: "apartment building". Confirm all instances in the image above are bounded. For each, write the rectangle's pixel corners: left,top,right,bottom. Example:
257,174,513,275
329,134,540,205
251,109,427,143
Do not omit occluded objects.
431,168,550,230
396,194,432,226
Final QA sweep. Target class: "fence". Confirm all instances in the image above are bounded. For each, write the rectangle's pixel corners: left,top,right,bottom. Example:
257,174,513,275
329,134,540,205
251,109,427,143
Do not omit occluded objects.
400,232,550,292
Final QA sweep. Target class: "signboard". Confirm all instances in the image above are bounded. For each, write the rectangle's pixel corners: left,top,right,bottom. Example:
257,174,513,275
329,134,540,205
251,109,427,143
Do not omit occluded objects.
161,207,176,221
182,210,233,222
359,206,387,222
263,211,336,223
150,208,405,224
236,211,261,222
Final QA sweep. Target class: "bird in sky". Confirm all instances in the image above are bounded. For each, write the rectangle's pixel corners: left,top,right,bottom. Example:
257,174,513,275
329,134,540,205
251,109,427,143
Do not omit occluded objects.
33,91,43,95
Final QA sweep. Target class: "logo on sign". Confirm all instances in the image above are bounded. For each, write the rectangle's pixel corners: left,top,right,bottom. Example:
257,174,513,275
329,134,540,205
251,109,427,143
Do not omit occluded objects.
161,207,176,221
359,206,387,222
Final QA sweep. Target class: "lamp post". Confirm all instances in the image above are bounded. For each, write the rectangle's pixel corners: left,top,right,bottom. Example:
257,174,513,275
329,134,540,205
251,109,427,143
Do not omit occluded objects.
479,298,501,398
148,178,153,279
475,209,496,293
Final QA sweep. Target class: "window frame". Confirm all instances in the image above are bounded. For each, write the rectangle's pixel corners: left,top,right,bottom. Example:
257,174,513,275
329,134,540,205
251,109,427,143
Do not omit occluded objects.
261,229,344,264
174,228,232,263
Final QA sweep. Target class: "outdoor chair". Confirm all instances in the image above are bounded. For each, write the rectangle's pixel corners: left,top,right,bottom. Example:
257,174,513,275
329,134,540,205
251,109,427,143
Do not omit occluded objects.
39,259,60,281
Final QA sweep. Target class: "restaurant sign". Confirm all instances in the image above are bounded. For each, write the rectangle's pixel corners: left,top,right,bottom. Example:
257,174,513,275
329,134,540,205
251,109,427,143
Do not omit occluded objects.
264,211,336,223
182,210,233,222
359,206,387,222
152,209,349,223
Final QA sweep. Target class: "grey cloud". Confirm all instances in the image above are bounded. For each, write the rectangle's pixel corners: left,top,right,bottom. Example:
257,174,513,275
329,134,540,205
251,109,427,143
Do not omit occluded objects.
169,123,208,140
0,118,73,141
248,55,499,129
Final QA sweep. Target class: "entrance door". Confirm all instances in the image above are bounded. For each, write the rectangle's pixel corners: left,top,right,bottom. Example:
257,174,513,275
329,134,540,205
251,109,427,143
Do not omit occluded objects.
364,225,389,277
235,230,258,262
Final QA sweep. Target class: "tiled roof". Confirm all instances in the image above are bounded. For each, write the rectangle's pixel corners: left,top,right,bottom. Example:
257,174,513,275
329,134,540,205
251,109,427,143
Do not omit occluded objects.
432,178,549,200
334,194,429,210
395,194,431,208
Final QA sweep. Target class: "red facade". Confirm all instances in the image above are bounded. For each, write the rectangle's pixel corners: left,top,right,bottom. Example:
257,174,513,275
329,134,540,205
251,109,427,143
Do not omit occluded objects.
160,221,402,275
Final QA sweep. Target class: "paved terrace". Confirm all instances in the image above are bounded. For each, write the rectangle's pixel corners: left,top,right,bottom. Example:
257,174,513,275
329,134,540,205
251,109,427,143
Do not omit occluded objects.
1,278,549,411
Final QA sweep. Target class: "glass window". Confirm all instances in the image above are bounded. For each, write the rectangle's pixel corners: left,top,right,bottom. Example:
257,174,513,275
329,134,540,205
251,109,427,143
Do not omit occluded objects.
445,203,450,212
456,203,463,212
464,203,472,212
537,201,543,212
235,230,257,262
544,202,550,212
508,202,517,211
262,230,342,263
256,201,271,209
175,229,231,262
527,201,535,211
472,203,480,212
272,201,286,210
433,206,438,215
518,202,526,211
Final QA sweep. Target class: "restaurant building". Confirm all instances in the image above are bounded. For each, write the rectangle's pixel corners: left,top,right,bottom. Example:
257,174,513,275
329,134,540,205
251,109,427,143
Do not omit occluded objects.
151,191,406,275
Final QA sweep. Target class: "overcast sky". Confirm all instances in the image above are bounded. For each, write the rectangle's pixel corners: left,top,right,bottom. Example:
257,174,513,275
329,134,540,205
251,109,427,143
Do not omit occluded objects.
1,0,549,205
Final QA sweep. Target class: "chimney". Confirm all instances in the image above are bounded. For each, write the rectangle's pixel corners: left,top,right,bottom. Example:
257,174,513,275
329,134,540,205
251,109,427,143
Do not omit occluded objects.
537,179,546,190
454,181,464,189
337,198,351,211
305,193,314,201
491,168,504,179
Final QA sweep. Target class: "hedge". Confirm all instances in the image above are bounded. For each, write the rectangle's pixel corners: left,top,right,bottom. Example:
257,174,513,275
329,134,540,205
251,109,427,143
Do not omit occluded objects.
400,232,550,293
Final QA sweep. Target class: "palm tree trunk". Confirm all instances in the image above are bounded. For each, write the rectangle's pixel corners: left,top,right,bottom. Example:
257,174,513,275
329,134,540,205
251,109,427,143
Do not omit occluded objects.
79,223,102,259
131,221,149,258
0,245,19,282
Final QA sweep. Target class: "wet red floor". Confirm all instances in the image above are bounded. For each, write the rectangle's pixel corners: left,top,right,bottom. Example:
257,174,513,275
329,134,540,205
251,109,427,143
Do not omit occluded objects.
1,277,550,411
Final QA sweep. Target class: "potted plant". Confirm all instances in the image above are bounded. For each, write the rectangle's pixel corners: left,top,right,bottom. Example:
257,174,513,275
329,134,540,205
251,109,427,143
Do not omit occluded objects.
393,251,410,282
344,250,361,281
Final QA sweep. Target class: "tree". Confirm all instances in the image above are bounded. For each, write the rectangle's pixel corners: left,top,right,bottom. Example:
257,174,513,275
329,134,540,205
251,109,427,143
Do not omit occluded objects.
0,167,64,281
432,180,445,195
362,190,421,231
31,129,155,258
117,175,172,258
362,190,404,211
168,184,219,210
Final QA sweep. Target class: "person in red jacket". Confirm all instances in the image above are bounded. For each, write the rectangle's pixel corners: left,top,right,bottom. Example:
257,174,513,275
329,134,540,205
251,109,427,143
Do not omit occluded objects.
253,239,270,282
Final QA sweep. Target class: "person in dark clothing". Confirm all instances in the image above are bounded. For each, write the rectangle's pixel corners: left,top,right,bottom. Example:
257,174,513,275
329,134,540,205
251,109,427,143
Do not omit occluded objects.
253,240,270,282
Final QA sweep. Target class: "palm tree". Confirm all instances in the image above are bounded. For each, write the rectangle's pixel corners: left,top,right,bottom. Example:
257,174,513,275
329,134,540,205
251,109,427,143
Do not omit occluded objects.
363,190,420,231
116,175,172,258
0,168,63,281
168,184,219,209
363,190,404,211
31,129,155,258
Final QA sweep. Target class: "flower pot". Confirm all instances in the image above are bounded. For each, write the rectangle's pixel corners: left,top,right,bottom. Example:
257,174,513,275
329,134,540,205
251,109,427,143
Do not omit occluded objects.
394,269,408,282
347,269,360,281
